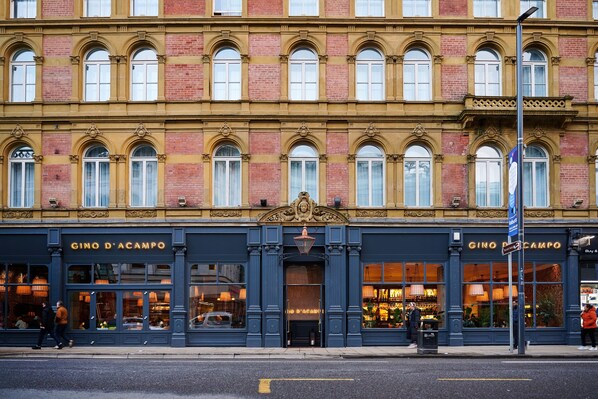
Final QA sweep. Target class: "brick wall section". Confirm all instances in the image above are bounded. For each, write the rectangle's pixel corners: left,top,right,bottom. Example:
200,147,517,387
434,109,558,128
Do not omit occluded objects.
441,36,467,57
43,36,71,57
166,34,203,56
439,0,467,16
441,65,468,101
165,164,203,207
249,34,280,57
325,0,349,17
41,165,71,208
327,34,348,57
560,164,588,207
556,0,587,19
560,132,588,157
43,66,71,102
165,132,203,154
42,0,74,17
559,37,588,58
560,66,587,102
327,64,349,101
248,0,282,16
326,132,349,206
42,133,71,156
249,164,281,206
249,65,280,100
165,65,203,100
164,0,203,15
250,131,280,154
442,131,469,207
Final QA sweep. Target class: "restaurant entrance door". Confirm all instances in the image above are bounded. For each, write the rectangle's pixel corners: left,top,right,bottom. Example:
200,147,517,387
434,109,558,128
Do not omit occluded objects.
284,263,324,347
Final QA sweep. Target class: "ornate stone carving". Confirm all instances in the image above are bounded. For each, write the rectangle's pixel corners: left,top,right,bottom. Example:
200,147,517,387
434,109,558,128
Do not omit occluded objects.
476,209,505,218
405,209,435,218
210,209,242,218
356,209,387,218
202,154,211,161
296,122,310,137
258,192,349,224
86,123,101,138
3,210,33,219
133,123,150,138
525,210,554,218
531,126,546,139
412,123,427,137
69,155,79,163
126,210,157,218
363,122,378,137
11,125,26,139
33,155,43,163
78,210,109,218
219,122,234,137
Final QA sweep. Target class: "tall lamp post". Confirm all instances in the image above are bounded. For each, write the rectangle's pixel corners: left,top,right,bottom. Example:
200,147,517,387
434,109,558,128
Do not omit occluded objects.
516,6,538,355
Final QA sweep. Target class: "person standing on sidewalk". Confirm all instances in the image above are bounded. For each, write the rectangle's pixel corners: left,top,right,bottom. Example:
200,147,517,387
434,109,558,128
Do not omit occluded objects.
32,301,59,349
579,303,597,351
406,302,420,349
54,300,74,349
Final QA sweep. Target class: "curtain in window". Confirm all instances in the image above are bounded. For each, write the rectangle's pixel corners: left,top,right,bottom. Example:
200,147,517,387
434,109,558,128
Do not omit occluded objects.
357,161,369,205
10,163,23,207
214,161,226,206
418,161,431,206
145,160,157,206
290,161,303,199
356,0,383,16
228,159,240,206
14,0,36,18
304,160,317,196
404,161,416,206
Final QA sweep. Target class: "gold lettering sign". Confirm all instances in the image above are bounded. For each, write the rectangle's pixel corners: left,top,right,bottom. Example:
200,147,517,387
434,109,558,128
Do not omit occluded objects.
467,241,561,250
70,241,167,251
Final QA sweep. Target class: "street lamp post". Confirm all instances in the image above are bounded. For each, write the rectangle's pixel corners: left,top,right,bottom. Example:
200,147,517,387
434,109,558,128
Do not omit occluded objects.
516,6,538,355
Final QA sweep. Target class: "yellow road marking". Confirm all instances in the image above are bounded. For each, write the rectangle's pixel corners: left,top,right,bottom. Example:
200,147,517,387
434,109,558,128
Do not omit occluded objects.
258,378,354,394
438,378,532,381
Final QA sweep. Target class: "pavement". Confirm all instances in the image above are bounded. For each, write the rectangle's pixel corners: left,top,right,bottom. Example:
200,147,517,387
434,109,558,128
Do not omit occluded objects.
1,344,597,359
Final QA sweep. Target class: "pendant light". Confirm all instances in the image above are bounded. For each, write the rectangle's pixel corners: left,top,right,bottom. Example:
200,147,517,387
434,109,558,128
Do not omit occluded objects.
409,264,424,297
468,264,484,296
362,285,375,299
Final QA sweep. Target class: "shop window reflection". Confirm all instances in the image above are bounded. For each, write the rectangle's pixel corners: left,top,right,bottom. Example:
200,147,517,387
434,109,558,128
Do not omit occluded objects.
0,264,49,330
148,291,170,330
96,291,117,330
69,291,91,330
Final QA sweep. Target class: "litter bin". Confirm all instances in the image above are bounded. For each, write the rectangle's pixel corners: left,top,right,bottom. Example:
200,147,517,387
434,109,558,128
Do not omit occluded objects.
417,319,438,354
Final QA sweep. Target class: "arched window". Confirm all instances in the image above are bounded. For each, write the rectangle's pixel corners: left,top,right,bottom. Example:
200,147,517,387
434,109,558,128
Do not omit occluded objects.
85,0,111,17
404,145,432,207
213,47,241,101
12,0,36,18
84,49,110,102
523,145,548,207
355,0,384,17
83,145,110,207
130,145,157,207
289,144,318,202
132,0,158,16
289,48,318,101
356,145,385,207
10,49,35,102
474,0,500,17
213,144,241,207
9,146,34,208
522,49,547,97
403,49,431,101
475,49,501,96
356,48,384,101
131,48,158,101
475,146,503,207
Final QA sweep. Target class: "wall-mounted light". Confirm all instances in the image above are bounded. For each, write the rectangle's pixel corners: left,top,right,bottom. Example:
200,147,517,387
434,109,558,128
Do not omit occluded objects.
333,196,341,209
573,235,596,249
48,198,58,208
178,196,186,207
260,199,268,207
451,196,461,208
452,230,461,243
571,199,583,208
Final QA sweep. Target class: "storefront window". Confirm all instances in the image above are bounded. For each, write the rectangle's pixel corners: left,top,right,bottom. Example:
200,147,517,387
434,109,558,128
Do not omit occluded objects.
189,263,246,329
148,290,170,330
362,262,445,329
69,291,91,330
96,291,117,330
0,264,49,329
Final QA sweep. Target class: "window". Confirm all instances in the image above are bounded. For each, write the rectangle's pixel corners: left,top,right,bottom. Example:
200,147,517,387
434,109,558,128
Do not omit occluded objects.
475,146,502,207
213,48,241,101
404,145,432,207
356,48,384,101
594,54,598,100
289,48,318,101
522,49,547,97
189,263,246,329
290,0,318,16
362,262,445,329
356,145,385,207
475,49,501,96
213,144,241,207
85,0,111,17
355,0,384,17
214,0,241,16
83,145,110,207
523,145,548,207
0,264,49,330
84,49,110,102
289,144,318,202
130,145,157,207
403,0,430,17
403,49,431,101
10,49,35,102
596,149,598,206
131,0,158,16
9,146,34,208
12,0,36,18
131,48,158,101
594,1,598,20
520,0,545,18
474,0,500,17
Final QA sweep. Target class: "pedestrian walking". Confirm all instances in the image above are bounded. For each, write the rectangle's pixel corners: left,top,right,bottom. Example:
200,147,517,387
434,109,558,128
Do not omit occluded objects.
54,300,74,349
579,303,597,351
32,301,59,349
406,302,420,349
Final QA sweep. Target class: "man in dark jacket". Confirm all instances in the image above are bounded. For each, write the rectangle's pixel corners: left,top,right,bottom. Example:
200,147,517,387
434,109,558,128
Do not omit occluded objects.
32,301,59,349
406,302,421,349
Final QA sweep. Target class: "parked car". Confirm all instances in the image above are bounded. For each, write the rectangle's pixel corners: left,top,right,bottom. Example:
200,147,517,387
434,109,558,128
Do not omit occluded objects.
189,312,232,328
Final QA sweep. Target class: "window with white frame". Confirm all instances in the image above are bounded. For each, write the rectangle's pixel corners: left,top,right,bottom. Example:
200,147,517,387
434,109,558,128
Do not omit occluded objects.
522,49,547,97
12,0,36,18
594,54,598,100
213,144,241,207
404,145,432,207
403,0,430,17
594,1,598,20
83,145,110,208
475,48,501,96
130,145,157,207
355,0,384,17
289,48,318,101
520,0,545,18
9,146,34,208
403,49,431,101
356,145,385,207
523,145,548,207
131,0,158,16
289,144,318,202
214,0,242,15
85,0,111,17
84,49,110,102
474,0,500,17
356,48,384,101
213,48,241,101
10,49,35,103
131,48,158,101
289,0,318,16
475,146,503,207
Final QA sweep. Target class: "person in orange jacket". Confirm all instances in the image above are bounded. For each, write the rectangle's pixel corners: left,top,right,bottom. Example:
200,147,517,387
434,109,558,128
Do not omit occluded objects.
54,300,74,349
579,303,597,351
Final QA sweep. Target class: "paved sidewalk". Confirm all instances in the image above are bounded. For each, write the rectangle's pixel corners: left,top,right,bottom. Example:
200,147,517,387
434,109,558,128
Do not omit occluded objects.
1,345,597,359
